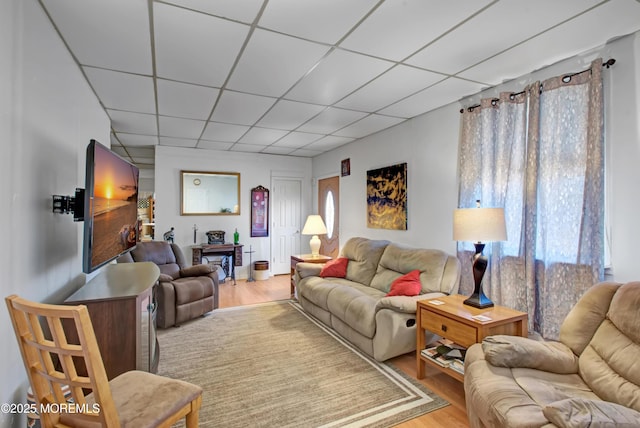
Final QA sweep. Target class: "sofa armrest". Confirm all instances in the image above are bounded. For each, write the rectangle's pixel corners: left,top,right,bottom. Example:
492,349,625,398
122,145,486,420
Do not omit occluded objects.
295,262,324,279
543,398,640,428
376,293,445,314
155,281,176,328
180,263,216,278
482,335,578,374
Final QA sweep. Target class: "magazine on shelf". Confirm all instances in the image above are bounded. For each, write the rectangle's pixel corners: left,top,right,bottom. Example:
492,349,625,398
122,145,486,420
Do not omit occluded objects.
422,338,467,370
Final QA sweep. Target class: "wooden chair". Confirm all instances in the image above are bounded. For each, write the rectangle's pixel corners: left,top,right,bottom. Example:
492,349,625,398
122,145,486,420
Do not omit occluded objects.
5,294,202,428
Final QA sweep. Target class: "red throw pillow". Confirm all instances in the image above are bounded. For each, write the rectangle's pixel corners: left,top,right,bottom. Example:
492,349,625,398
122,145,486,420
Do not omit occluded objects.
319,257,349,278
386,270,422,296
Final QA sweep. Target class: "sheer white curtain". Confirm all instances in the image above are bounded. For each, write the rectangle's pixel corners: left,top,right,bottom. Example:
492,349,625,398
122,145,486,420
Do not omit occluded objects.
457,59,605,338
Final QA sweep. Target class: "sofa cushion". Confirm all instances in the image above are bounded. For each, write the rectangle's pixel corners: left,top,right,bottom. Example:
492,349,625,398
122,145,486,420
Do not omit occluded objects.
326,283,385,339
173,277,214,305
341,237,389,286
386,270,421,296
320,257,349,278
543,398,640,428
370,244,450,294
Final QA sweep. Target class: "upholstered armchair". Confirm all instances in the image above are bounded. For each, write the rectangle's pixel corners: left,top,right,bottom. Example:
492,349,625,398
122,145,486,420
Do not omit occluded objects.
118,241,218,328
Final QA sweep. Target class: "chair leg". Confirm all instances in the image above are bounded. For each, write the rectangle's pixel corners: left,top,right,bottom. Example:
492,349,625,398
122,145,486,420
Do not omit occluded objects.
185,396,202,428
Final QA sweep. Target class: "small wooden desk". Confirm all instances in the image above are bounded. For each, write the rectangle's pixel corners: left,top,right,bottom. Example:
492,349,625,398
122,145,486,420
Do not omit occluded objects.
416,294,528,382
290,254,332,295
192,243,243,284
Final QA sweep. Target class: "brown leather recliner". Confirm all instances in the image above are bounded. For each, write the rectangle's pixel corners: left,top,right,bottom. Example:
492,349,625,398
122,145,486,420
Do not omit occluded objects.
118,241,219,328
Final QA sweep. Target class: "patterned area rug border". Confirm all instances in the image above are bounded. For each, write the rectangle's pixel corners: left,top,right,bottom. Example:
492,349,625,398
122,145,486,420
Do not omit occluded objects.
157,300,448,427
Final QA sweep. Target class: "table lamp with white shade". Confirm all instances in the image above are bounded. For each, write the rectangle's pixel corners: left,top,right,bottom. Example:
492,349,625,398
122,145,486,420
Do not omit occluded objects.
302,215,327,257
453,201,507,309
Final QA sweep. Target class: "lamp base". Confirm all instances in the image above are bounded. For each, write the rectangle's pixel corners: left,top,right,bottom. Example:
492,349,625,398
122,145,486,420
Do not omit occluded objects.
463,291,494,309
309,235,321,257
463,242,494,309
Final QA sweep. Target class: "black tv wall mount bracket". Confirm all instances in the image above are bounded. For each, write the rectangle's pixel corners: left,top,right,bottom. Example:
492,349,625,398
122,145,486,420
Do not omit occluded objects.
52,188,85,221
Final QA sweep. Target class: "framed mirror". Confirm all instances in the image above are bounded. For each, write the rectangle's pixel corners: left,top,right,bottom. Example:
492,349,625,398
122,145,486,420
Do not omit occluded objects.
181,170,240,216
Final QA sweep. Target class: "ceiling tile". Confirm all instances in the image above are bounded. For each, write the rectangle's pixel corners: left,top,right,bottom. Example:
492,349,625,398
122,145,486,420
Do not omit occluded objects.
84,67,156,113
197,140,235,151
286,49,394,105
42,0,152,74
159,137,199,147
288,148,323,157
334,114,405,138
261,146,296,155
154,2,249,86
341,0,492,61
158,116,206,139
336,65,444,112
108,110,157,135
257,100,326,130
238,127,289,145
406,0,603,75
161,0,264,23
379,77,485,118
459,0,640,85
227,29,330,97
273,132,323,148
157,79,219,120
297,107,368,134
201,122,249,142
259,0,378,44
306,135,355,151
231,143,268,153
211,91,277,125
115,133,159,146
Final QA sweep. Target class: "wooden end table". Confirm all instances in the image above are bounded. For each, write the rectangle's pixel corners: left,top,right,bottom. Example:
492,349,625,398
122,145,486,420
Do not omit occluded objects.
416,294,528,382
290,254,332,295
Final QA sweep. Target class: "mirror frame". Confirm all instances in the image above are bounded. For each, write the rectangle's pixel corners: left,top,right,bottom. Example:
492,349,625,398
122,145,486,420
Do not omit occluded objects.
180,170,241,216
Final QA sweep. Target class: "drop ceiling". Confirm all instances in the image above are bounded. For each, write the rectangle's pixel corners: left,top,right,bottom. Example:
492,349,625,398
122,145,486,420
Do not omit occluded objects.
40,0,640,171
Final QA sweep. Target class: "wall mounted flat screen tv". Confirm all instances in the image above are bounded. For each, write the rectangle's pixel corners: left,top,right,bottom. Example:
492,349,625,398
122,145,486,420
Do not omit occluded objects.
83,139,139,273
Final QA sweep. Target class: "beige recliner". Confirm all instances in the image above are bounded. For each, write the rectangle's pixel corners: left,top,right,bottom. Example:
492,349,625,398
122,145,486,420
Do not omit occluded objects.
464,281,640,428
118,241,219,328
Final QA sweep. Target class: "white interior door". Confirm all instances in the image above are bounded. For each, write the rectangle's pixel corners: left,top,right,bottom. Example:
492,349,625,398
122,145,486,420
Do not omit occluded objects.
271,178,302,274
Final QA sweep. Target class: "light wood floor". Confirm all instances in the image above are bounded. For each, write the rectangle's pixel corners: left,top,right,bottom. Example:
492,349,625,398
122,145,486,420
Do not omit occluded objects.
218,274,469,428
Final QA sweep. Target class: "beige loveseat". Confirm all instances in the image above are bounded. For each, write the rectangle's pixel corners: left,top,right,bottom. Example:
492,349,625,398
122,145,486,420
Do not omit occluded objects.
465,281,640,428
294,237,460,361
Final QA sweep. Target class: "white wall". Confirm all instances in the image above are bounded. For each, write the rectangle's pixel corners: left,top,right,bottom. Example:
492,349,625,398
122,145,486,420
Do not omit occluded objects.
312,106,461,254
1,1,110,426
312,31,640,284
154,146,313,277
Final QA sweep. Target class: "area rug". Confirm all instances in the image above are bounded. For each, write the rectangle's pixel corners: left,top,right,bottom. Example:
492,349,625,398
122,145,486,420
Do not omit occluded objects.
157,301,448,427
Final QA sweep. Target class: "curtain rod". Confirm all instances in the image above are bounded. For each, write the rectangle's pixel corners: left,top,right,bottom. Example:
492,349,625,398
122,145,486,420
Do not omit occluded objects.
459,58,616,113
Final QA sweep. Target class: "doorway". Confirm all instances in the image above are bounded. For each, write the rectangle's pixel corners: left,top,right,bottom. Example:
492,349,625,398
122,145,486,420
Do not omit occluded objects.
271,177,302,274
318,176,340,258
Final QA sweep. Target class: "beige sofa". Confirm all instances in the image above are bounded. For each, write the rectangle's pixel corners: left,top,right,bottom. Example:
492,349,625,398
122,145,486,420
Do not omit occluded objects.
294,237,460,361
465,281,640,428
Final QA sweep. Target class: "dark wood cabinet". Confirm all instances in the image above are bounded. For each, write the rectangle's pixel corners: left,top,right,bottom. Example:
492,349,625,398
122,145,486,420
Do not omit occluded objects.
64,262,160,380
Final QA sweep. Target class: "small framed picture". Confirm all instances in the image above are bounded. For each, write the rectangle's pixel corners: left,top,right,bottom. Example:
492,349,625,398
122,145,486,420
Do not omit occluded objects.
341,158,351,177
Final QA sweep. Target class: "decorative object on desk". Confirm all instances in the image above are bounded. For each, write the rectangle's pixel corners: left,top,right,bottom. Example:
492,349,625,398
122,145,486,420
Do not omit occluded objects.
250,185,269,237
233,228,239,244
206,230,225,245
245,245,256,282
453,200,507,308
163,227,175,243
366,162,407,230
193,223,198,244
302,215,327,257
181,170,240,216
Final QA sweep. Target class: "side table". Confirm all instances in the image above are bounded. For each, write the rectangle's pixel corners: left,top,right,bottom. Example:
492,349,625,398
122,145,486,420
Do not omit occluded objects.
416,294,528,382
290,254,332,295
